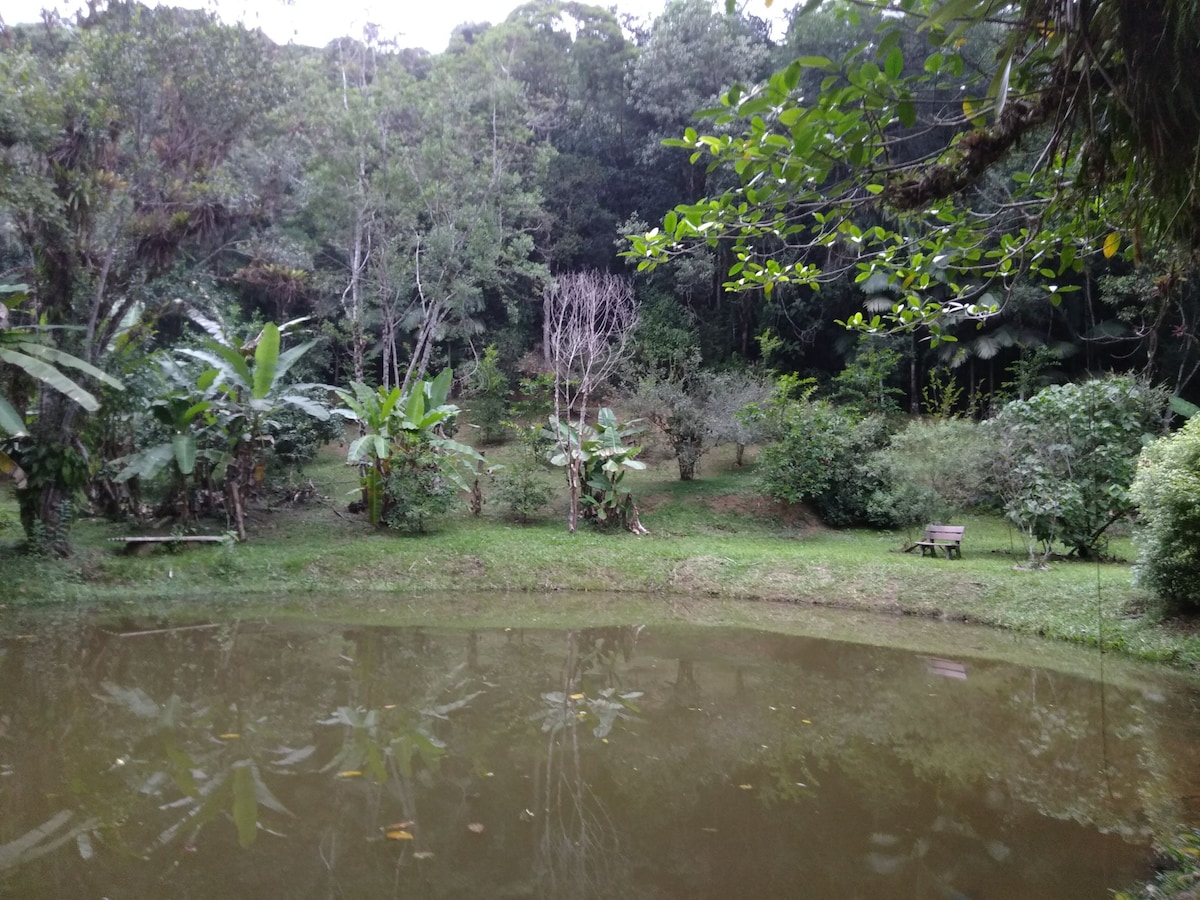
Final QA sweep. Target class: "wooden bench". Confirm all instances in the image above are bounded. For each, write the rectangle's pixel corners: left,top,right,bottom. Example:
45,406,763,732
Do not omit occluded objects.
108,535,228,556
905,524,965,560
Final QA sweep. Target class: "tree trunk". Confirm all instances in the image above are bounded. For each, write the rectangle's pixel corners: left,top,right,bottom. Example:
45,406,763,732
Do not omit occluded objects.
622,495,649,535
226,478,247,542
17,482,73,557
225,440,251,541
676,451,697,481
16,395,81,556
910,332,920,415
566,459,580,533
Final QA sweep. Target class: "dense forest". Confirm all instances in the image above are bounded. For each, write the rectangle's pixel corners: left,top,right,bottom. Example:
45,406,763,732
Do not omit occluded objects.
2,1,1199,569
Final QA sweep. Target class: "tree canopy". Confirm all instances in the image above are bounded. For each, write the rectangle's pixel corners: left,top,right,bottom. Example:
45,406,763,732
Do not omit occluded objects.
631,0,1200,342
2,0,1200,551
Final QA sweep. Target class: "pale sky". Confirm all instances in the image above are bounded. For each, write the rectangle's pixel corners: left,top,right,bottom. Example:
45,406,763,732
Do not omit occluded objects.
2,0,683,53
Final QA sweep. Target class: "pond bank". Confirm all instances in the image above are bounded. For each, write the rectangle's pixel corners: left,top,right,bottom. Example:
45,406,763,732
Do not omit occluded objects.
3,508,1199,671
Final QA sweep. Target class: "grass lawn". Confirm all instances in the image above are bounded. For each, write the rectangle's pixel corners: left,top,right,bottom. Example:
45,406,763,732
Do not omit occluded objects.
2,437,1198,671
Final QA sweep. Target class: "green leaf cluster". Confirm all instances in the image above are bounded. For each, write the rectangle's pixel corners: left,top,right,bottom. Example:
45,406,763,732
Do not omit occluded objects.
333,369,487,528
987,376,1168,558
1130,415,1200,608
545,408,647,526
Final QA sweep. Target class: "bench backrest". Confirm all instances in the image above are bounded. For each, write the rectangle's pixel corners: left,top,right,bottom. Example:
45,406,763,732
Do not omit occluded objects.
924,525,965,542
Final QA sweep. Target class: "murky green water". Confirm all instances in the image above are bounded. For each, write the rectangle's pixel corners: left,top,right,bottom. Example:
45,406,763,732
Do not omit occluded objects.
1,614,1198,899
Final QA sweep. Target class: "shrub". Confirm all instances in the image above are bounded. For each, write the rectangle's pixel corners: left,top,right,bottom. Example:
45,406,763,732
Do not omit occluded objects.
508,373,556,425
465,345,510,445
630,289,699,374
1130,415,1200,608
705,369,771,466
753,383,891,527
628,365,772,480
493,424,555,523
493,460,553,523
867,418,991,528
831,338,906,414
382,464,456,534
986,375,1167,560
627,365,712,481
269,401,346,469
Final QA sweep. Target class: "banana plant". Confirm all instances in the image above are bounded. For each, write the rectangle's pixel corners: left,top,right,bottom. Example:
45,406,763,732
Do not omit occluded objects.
332,369,487,526
175,320,328,540
545,408,648,532
1,283,123,488
108,359,226,521
114,360,220,483
331,380,411,524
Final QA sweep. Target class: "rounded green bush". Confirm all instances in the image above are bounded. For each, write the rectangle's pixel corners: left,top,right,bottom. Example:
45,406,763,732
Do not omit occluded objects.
1130,415,1200,608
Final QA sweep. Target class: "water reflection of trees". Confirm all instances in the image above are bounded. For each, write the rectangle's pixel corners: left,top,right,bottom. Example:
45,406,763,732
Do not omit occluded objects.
530,629,643,899
0,620,1196,899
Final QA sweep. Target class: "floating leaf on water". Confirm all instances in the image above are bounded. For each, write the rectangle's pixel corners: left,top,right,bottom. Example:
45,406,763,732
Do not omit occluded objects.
337,770,363,779
273,745,315,767
701,827,719,833
218,733,240,740
738,784,753,790
98,683,159,719
251,765,293,817
866,851,906,876
385,821,415,831
986,840,1011,862
383,704,397,710
569,693,585,701
467,822,485,834
802,719,812,725
385,830,413,841
413,851,434,860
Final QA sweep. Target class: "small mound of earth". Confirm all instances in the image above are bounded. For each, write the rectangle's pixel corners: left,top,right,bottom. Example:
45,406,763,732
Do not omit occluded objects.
449,555,487,577
705,494,824,531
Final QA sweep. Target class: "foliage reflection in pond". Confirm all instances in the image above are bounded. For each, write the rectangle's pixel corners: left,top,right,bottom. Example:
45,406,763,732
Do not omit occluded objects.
0,620,1197,899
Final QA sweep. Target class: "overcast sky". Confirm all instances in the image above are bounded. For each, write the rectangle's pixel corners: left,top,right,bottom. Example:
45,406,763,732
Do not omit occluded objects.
2,0,684,53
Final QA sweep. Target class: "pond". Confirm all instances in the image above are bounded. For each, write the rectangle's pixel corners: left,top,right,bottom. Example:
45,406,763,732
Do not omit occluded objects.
1,608,1198,899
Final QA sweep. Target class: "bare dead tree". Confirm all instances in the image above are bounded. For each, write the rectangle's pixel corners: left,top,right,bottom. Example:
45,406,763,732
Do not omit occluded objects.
543,271,639,532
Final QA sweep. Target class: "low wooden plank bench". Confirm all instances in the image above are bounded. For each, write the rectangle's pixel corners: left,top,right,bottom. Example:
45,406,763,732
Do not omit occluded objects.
904,524,965,560
108,535,228,556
